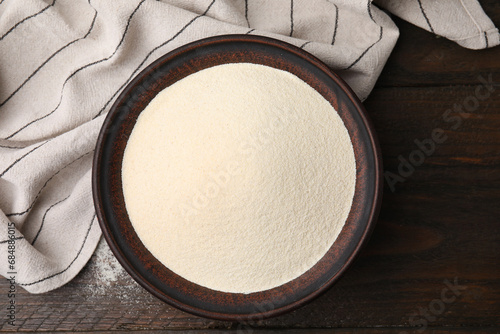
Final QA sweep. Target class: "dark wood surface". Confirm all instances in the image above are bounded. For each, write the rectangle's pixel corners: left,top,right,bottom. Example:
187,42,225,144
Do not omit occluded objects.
1,0,499,332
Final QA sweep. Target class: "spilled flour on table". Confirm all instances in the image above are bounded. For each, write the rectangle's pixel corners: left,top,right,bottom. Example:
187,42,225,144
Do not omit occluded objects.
83,237,146,303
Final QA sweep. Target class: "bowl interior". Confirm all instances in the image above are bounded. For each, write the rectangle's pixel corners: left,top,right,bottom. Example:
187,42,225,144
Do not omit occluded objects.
92,34,382,321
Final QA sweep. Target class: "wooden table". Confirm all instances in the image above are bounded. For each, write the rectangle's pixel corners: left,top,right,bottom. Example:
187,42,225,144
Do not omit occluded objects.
1,1,499,332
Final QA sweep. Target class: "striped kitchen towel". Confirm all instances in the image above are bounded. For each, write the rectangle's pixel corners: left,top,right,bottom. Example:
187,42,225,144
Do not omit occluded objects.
0,0,498,293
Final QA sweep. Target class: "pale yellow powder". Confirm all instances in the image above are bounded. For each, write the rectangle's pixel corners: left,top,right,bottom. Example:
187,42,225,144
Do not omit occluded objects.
121,63,356,294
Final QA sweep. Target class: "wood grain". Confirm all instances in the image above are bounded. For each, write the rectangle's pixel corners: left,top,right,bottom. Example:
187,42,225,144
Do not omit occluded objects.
1,0,499,332
2,330,500,334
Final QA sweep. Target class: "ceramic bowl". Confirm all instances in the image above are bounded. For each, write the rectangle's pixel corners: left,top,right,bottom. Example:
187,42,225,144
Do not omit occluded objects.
92,34,382,321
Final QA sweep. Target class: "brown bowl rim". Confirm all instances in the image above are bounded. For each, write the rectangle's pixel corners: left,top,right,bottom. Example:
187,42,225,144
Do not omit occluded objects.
92,34,383,321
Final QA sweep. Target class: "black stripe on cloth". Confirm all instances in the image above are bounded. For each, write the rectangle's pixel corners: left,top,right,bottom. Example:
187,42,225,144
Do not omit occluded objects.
484,31,489,48
299,41,311,49
417,0,435,34
0,2,98,108
245,28,255,34
92,0,216,120
3,0,146,140
31,195,71,245
343,1,383,70
0,236,24,244
0,0,56,42
245,0,250,27
331,4,339,45
0,139,43,149
18,214,95,286
289,0,294,37
367,0,374,22
344,26,383,70
0,144,27,149
0,140,48,177
6,151,92,217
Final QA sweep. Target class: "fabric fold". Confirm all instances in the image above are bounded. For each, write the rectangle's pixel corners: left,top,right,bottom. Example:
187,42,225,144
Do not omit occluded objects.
375,0,500,49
